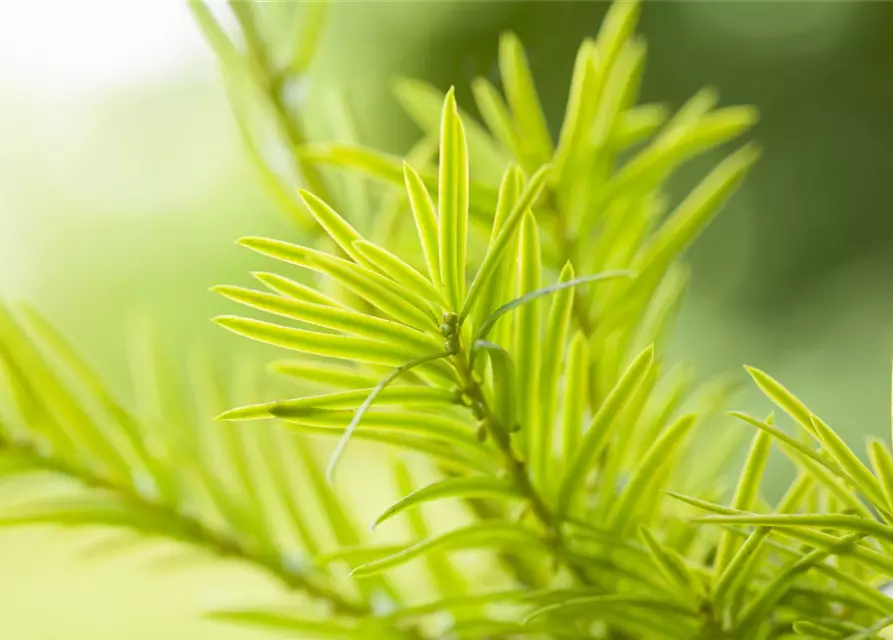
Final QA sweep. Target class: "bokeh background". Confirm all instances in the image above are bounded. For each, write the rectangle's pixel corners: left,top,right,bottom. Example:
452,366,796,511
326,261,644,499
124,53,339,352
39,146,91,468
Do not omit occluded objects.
1,1,892,637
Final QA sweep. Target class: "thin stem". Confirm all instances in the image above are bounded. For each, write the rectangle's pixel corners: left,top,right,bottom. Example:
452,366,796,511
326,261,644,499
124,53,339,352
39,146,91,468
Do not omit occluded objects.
459,494,549,588
229,2,335,208
0,438,367,617
450,343,592,585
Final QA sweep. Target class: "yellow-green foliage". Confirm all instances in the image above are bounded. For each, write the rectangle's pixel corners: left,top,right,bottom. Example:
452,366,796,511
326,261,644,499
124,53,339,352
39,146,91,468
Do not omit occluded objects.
2,1,893,639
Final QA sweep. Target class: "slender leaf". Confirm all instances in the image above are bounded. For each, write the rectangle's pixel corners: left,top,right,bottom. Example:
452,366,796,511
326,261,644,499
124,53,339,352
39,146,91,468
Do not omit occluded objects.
217,386,457,421
694,513,893,544
277,387,458,411
381,589,541,623
292,426,494,476
301,143,498,216
460,164,551,321
214,316,423,368
471,77,523,161
187,1,239,66
470,166,520,329
326,351,452,483
609,413,697,533
373,476,519,530
869,439,893,516
394,77,507,180
561,330,590,468
734,534,866,635
238,237,437,329
352,240,446,308
438,88,470,311
291,437,366,562
273,409,484,452
667,492,893,577
612,104,668,149
403,161,442,288
392,460,466,599
268,359,381,389
513,212,542,463
297,189,367,264
589,38,646,151
287,0,329,72
712,473,812,612
499,32,553,168
473,340,517,433
552,39,598,180
525,593,698,625
475,270,634,343
0,494,198,543
557,344,654,519
638,528,699,596
16,306,174,501
0,307,132,484
316,543,407,567
635,144,760,275
595,0,641,79
607,99,755,199
350,522,545,578
810,415,887,511
713,427,772,578
746,366,816,435
252,272,347,308
214,285,440,353
730,411,832,473
533,262,575,490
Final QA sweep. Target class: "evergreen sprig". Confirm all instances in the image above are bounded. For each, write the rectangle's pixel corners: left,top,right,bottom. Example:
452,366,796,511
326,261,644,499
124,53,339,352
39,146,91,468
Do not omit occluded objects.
2,1,893,639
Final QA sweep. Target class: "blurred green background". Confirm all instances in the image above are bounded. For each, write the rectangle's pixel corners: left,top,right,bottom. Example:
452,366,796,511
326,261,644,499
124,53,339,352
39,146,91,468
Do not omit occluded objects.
1,1,892,637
